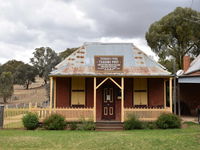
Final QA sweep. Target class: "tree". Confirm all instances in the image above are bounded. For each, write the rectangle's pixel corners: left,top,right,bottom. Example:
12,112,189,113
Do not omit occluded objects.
14,64,38,89
1,60,24,74
59,47,79,60
30,47,61,84
146,7,200,71
0,72,14,103
0,60,24,83
0,64,2,75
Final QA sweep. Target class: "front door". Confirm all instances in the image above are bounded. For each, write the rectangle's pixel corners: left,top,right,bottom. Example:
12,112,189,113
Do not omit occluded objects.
102,88,115,120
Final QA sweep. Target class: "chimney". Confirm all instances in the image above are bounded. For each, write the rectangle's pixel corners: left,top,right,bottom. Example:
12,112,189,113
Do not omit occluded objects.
183,55,190,72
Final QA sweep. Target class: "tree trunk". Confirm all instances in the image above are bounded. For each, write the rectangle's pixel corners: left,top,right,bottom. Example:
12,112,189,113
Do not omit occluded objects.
26,82,29,90
3,97,7,103
26,80,30,90
44,79,47,85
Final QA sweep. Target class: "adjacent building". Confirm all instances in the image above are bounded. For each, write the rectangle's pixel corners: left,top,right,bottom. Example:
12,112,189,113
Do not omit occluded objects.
178,55,200,115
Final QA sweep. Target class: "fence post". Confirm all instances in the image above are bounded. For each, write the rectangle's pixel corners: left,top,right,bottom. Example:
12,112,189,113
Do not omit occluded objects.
35,102,37,108
0,105,4,129
29,102,32,111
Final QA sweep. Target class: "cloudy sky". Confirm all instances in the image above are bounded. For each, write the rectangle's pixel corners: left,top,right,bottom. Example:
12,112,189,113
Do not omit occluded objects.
0,0,199,64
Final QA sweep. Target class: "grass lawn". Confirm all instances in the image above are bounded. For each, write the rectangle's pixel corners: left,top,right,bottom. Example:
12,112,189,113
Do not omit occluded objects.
0,124,199,150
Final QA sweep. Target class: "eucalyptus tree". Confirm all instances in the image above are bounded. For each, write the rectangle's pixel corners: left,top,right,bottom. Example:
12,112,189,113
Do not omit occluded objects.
146,7,200,70
30,47,61,84
15,64,38,89
0,72,14,103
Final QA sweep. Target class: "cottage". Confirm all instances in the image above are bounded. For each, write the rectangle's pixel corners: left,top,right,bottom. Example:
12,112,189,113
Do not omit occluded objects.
49,42,173,123
178,55,200,116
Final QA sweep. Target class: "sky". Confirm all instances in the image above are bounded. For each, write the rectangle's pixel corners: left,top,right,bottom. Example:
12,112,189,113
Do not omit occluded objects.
0,0,199,64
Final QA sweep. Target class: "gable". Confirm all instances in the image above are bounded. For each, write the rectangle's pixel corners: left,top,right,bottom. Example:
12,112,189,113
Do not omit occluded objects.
185,55,200,75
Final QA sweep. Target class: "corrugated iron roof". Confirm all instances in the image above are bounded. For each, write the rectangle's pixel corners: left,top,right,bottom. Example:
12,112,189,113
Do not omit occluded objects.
178,76,200,83
185,55,200,74
50,42,171,76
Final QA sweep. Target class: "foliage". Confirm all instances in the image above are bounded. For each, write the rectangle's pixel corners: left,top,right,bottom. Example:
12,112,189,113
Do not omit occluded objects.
0,64,2,75
0,60,24,83
0,60,24,75
30,47,61,84
146,7,200,70
182,121,199,126
158,59,176,73
22,112,39,130
45,83,50,101
68,120,95,130
79,120,95,130
156,113,181,129
14,64,38,89
124,115,143,130
142,122,157,129
68,122,78,130
43,114,66,130
59,47,79,60
0,72,14,103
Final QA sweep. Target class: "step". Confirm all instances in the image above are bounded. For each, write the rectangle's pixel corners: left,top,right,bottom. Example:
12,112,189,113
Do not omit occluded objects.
96,121,122,123
96,126,123,131
95,121,124,131
96,123,123,127
96,126,123,129
96,128,123,131
96,123,123,126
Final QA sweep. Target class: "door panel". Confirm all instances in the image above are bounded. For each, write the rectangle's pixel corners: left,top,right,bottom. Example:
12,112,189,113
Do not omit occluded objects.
102,88,115,120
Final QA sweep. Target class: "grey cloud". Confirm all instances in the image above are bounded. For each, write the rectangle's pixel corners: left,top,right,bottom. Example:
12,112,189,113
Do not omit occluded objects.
75,0,192,38
0,0,199,63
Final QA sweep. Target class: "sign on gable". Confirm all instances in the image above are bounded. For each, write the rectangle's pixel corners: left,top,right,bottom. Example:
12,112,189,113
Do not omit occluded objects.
95,56,123,72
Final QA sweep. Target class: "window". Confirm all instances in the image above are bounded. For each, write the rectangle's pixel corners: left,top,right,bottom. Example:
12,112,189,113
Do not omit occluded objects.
71,77,85,106
133,78,148,106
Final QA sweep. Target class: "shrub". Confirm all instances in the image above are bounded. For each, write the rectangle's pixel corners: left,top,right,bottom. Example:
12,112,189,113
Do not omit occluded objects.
124,115,143,130
142,122,157,129
22,112,39,130
78,119,95,130
69,122,78,130
43,114,66,130
156,113,181,129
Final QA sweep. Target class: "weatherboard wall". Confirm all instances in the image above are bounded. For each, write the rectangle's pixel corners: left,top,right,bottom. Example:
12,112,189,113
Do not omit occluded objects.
55,77,165,110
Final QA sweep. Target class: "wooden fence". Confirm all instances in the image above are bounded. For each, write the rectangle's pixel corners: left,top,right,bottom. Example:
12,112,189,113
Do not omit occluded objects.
3,106,94,128
124,107,171,121
3,104,172,128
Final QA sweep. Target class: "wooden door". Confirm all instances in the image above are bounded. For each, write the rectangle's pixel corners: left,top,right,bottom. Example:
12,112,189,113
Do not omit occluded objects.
102,88,115,120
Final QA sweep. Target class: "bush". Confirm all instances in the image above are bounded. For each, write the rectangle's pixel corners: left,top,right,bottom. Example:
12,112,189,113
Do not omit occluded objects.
22,112,39,130
69,122,78,130
43,114,66,130
156,113,181,129
124,115,143,130
142,122,157,129
78,119,95,130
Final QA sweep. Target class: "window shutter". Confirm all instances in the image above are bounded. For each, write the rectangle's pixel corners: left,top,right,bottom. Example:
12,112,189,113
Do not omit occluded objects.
71,77,85,106
133,78,148,106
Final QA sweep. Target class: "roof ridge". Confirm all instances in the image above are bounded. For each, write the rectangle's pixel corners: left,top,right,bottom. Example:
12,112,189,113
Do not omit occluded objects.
84,42,133,45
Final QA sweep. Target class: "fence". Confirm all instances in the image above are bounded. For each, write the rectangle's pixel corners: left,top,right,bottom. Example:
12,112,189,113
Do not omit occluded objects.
3,104,172,128
124,107,171,121
3,103,94,128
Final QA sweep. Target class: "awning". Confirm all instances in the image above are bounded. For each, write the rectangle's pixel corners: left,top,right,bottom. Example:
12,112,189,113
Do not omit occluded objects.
178,76,200,83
